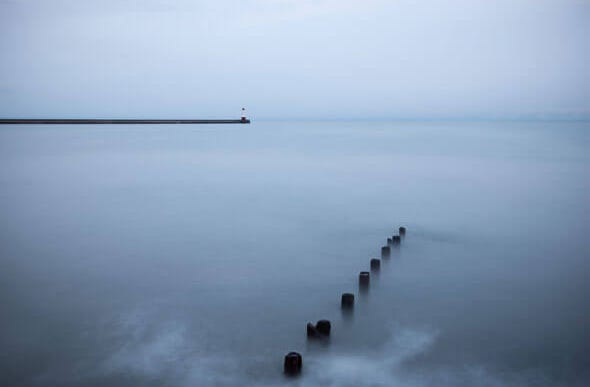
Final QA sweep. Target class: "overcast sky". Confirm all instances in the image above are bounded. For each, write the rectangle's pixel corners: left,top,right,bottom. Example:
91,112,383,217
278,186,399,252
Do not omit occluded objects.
0,0,588,119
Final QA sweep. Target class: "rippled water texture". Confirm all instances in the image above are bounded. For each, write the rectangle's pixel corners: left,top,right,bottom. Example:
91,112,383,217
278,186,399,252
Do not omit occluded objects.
1,121,589,386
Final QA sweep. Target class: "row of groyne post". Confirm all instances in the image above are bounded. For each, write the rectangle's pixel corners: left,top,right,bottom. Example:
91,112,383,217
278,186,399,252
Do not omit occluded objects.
283,226,407,375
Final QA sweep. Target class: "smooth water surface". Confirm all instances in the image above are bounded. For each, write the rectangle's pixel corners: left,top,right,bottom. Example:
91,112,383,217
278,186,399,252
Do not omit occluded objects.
1,121,589,386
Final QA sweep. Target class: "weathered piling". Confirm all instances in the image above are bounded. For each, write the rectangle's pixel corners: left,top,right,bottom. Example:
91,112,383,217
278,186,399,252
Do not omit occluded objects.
307,322,319,338
387,237,393,246
370,258,381,272
316,320,331,336
359,271,370,287
392,235,401,245
341,293,355,309
284,352,302,375
381,246,391,259
399,226,406,236
307,320,331,338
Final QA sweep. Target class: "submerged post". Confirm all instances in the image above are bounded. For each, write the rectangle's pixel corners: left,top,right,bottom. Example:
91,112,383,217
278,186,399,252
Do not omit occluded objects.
284,352,302,375
359,271,370,288
381,246,391,259
341,293,355,309
316,320,331,336
307,320,331,338
370,258,381,272
307,322,319,338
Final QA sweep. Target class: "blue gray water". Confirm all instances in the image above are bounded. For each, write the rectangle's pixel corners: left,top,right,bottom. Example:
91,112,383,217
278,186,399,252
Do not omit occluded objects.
0,121,589,386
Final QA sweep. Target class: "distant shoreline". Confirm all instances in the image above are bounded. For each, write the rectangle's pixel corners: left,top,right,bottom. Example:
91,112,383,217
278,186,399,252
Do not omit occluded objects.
0,118,251,125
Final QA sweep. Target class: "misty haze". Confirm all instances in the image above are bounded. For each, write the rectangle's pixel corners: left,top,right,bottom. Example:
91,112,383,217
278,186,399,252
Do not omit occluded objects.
1,1,589,387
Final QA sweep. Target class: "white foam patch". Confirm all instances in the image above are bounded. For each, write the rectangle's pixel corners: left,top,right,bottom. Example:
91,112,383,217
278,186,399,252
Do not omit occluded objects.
98,314,555,387
100,311,439,387
103,324,185,376
101,310,188,377
100,308,241,385
301,327,437,387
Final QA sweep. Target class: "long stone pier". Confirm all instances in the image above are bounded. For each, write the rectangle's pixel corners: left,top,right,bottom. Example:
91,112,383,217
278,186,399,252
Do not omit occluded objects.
0,118,251,125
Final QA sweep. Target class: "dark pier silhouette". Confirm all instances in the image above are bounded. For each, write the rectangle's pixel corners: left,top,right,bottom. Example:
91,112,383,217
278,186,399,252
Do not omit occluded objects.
0,118,251,125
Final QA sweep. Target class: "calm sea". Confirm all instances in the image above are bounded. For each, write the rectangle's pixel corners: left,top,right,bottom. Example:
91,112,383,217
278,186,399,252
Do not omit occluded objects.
1,120,588,386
